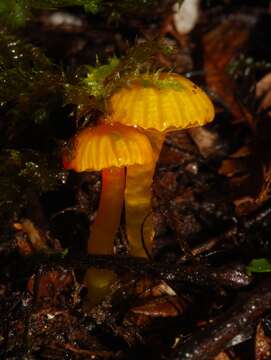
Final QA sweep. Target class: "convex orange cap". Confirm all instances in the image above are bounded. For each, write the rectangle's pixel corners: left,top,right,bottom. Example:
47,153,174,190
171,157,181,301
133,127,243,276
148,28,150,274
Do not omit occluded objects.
64,123,153,172
109,72,215,132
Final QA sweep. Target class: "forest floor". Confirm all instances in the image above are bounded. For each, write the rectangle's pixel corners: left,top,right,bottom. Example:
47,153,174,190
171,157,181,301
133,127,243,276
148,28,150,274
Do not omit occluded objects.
1,1,271,359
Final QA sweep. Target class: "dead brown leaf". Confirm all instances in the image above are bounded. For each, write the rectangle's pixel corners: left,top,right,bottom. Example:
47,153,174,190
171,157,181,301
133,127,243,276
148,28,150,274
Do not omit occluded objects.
255,321,271,360
14,218,49,255
27,268,82,308
188,127,220,159
131,296,186,318
203,13,255,122
256,73,271,112
213,352,231,360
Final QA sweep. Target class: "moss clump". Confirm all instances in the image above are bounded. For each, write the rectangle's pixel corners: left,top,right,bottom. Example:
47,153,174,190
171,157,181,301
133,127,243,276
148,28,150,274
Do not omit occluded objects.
0,0,102,27
81,41,176,101
83,57,120,98
0,0,176,27
138,76,185,91
0,149,65,242
0,29,64,126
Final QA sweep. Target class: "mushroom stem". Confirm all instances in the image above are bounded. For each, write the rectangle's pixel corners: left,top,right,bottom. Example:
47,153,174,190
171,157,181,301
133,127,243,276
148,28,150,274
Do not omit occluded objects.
146,130,166,157
85,167,125,307
125,131,165,257
88,167,125,254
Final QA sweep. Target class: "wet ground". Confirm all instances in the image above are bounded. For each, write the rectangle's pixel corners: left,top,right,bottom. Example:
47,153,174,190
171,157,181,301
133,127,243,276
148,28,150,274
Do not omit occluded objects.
1,1,271,359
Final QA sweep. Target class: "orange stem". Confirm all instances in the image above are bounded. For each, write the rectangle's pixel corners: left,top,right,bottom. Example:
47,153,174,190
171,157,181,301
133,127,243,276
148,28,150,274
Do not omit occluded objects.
88,167,125,254
86,167,125,307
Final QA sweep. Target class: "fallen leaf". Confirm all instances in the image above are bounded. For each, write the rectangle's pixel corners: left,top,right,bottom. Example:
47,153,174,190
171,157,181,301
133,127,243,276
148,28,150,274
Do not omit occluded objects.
27,268,82,308
256,73,271,112
213,352,231,360
255,321,271,360
15,218,48,254
131,296,186,318
203,12,255,122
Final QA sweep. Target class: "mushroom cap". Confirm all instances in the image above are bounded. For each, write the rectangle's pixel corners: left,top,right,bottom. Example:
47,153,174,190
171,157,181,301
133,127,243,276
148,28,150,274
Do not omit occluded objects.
64,123,153,172
109,73,215,132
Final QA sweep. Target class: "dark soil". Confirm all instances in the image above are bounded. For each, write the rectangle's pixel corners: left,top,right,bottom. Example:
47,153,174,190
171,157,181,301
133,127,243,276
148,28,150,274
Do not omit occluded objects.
1,1,271,359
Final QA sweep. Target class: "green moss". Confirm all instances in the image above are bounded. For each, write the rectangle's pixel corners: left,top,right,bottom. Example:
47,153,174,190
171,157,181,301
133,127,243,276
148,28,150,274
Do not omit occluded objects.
0,29,65,130
0,149,64,193
84,42,178,93
0,0,103,27
0,149,65,241
83,57,120,98
0,0,172,28
138,76,185,91
0,0,30,27
33,0,102,13
246,258,271,274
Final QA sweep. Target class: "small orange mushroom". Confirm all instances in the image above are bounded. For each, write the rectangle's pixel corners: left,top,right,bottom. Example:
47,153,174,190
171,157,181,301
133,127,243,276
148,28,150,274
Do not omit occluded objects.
64,122,153,304
109,72,215,257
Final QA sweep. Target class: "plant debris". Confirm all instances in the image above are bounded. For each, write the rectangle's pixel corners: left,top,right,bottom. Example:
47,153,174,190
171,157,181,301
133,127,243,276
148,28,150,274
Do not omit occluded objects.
1,1,271,360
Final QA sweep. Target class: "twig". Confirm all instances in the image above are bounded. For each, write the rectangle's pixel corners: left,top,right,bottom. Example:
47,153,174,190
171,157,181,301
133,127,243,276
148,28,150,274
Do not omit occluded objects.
18,253,252,290
169,274,271,360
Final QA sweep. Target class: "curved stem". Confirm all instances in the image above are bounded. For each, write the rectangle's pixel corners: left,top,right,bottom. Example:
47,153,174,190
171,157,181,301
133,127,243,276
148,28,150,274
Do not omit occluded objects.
86,167,125,307
88,167,125,254
125,131,165,258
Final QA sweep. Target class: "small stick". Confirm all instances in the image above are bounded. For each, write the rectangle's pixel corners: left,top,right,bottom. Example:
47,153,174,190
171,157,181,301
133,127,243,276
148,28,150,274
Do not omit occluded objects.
169,275,271,360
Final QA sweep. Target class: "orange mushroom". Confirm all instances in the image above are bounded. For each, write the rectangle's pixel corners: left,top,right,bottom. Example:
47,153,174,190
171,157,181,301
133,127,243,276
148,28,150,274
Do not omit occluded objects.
64,122,153,304
109,72,215,257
